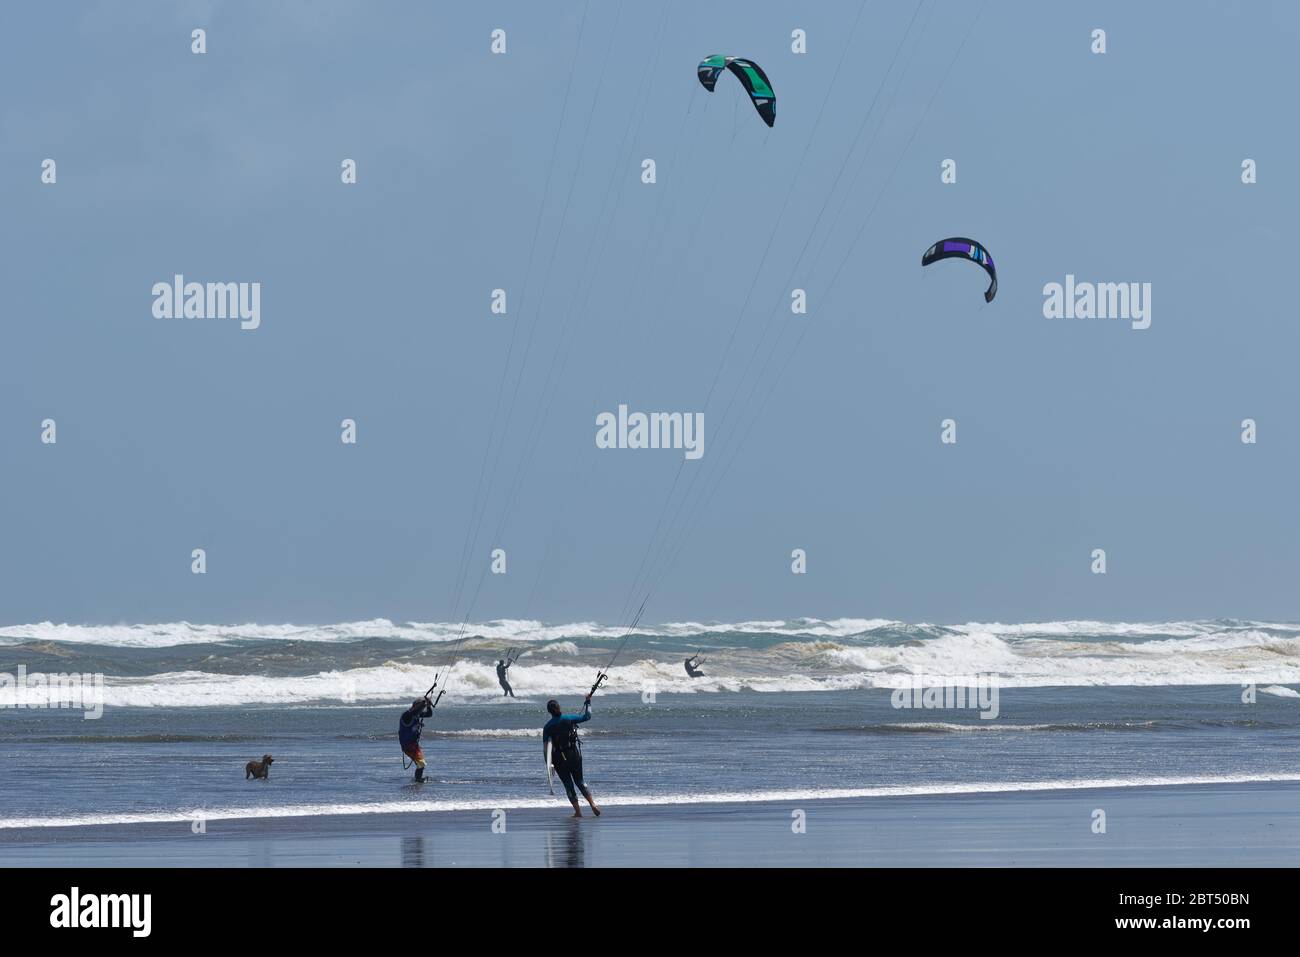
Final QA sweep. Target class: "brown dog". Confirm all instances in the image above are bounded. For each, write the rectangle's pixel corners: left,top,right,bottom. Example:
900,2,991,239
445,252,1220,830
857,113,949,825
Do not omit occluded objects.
245,754,274,779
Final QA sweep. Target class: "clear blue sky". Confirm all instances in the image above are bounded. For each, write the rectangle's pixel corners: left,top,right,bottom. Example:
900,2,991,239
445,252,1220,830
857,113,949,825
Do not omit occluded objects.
1,1,1296,625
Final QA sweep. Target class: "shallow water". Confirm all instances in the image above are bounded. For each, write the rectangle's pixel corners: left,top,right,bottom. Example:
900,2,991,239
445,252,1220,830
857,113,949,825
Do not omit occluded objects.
2,619,1297,827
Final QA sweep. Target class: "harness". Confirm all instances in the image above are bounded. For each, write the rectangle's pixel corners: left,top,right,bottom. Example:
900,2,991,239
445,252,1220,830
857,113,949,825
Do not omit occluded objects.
398,708,428,769
399,712,424,744
549,716,582,765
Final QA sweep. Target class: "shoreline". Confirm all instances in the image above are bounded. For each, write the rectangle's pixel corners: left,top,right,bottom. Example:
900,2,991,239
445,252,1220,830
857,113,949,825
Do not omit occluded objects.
4,771,1299,831
4,780,1298,867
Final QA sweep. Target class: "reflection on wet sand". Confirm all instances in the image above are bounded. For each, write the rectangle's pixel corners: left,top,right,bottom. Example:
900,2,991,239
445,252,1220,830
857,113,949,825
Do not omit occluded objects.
545,818,586,867
401,835,425,867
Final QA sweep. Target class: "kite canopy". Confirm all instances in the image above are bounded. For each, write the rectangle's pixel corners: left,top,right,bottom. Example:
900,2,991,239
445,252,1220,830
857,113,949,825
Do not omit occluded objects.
696,55,776,127
921,237,997,303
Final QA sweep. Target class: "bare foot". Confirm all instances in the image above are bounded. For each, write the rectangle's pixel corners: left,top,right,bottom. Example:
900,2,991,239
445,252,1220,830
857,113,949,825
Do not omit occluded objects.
591,805,602,817
571,811,583,818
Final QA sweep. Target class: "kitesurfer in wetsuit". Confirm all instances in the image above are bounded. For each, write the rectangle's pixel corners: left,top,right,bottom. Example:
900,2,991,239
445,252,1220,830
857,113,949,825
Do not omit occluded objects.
684,654,705,678
496,654,517,698
543,695,601,818
399,697,433,782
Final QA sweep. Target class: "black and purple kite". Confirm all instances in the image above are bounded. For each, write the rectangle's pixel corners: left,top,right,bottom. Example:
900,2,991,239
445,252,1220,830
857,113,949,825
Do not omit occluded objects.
921,237,997,303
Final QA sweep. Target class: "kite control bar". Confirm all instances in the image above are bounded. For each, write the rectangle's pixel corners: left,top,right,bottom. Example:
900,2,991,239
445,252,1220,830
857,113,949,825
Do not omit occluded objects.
423,674,445,709
588,671,609,698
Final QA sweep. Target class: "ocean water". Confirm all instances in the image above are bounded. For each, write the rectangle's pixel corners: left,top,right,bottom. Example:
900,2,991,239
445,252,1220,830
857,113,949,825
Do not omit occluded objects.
1,618,1298,829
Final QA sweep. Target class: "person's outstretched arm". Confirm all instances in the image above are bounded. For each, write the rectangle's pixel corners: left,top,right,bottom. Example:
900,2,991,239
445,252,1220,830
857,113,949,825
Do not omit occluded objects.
565,697,592,723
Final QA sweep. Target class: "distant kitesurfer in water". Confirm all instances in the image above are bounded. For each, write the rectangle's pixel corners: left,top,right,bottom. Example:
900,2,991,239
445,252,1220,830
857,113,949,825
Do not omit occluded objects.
543,695,601,818
497,649,520,697
684,654,705,678
399,696,433,782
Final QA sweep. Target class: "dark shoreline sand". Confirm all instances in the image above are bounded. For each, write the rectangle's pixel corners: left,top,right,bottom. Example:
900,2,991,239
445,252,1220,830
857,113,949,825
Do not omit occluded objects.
2,781,1297,867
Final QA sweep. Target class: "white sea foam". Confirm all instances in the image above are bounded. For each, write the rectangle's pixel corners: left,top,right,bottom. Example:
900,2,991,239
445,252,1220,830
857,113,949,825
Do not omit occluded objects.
538,641,579,655
876,722,1059,733
0,660,739,709
4,616,1297,648
0,616,951,648
5,619,1300,700
6,641,1300,709
658,618,902,638
826,629,1300,688
3,772,1296,830
0,618,634,648
945,619,1300,639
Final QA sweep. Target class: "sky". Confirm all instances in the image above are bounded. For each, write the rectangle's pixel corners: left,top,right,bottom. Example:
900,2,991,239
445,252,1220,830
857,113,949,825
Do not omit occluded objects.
1,0,1297,626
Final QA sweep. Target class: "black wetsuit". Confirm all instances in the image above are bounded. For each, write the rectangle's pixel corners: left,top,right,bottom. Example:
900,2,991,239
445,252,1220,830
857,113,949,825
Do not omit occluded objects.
543,705,592,802
685,657,705,678
496,661,515,697
399,701,434,781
